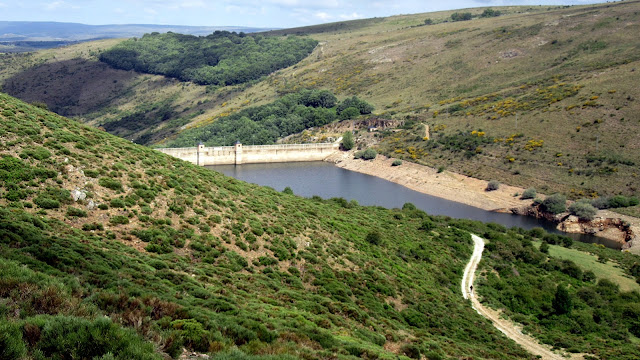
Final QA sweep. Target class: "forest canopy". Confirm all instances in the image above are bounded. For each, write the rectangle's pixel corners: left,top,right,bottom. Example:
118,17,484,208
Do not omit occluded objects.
99,31,318,86
165,89,373,147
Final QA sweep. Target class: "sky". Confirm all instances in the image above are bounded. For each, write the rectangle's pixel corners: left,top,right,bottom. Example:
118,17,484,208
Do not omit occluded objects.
0,0,608,28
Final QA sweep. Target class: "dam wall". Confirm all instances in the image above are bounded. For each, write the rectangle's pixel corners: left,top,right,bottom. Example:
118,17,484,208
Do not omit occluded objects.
156,142,340,165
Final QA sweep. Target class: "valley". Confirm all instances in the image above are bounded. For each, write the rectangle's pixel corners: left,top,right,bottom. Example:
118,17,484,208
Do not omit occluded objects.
1,1,640,359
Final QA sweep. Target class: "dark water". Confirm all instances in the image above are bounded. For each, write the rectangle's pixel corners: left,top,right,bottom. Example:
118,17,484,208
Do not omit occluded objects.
207,162,619,248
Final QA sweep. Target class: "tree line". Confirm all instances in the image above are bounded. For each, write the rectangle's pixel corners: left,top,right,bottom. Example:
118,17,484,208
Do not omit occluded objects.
165,89,373,147
99,31,318,86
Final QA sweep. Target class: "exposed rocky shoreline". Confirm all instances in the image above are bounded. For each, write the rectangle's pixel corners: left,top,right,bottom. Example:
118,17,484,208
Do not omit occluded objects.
325,151,639,253
507,205,635,250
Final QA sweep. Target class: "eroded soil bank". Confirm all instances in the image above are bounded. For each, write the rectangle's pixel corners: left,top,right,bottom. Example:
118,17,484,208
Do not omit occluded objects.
325,151,639,253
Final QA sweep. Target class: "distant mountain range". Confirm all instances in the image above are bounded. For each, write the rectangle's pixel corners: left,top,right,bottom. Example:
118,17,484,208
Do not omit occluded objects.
0,21,273,52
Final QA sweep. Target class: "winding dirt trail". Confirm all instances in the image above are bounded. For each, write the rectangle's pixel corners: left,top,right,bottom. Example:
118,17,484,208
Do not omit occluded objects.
462,234,583,360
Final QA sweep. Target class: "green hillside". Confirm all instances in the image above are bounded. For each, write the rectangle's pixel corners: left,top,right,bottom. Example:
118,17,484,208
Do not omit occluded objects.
2,92,640,359
1,2,640,201
1,92,533,359
98,31,317,86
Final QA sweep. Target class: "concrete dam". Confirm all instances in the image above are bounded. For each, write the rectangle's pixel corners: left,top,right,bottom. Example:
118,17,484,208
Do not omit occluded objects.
156,142,340,166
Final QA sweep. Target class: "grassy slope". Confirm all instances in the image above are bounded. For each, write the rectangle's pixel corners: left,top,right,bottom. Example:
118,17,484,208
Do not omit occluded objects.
1,92,534,359
0,39,265,145
533,241,640,292
2,2,639,200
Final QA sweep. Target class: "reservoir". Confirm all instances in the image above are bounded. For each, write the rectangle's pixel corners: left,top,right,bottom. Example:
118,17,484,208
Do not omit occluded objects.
208,161,618,248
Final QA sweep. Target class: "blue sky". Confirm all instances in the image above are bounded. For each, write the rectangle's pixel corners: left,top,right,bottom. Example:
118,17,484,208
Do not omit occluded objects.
1,1,606,28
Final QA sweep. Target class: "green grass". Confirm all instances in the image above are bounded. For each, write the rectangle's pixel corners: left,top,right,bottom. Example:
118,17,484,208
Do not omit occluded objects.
533,240,640,292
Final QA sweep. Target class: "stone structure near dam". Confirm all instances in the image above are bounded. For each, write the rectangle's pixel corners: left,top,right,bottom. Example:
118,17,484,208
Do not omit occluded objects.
156,142,340,165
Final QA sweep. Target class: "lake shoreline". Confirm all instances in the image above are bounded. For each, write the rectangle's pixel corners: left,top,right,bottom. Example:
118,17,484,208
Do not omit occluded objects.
325,151,639,253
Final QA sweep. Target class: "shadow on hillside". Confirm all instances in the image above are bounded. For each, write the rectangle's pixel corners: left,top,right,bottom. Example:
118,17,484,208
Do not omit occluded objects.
3,58,138,117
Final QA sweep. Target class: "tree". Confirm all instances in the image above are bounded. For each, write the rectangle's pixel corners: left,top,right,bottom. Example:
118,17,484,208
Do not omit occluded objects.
553,284,572,315
540,242,549,254
341,131,354,150
339,107,360,120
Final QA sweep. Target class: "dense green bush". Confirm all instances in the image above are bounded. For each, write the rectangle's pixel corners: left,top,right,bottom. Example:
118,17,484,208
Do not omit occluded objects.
341,131,354,151
520,188,537,199
20,146,51,160
3,316,161,360
451,12,473,21
100,31,317,86
542,193,567,214
66,206,87,217
34,196,60,209
365,231,382,245
591,195,639,209
480,8,502,17
392,159,403,166
339,107,361,120
354,148,377,160
99,177,123,191
568,201,597,221
109,215,130,225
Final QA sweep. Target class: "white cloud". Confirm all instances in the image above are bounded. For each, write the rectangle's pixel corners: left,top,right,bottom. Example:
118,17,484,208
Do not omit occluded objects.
314,12,332,20
339,12,363,20
45,1,65,10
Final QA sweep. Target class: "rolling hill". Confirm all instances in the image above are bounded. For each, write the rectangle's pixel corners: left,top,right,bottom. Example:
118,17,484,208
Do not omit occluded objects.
2,91,640,359
1,2,639,200
0,21,271,52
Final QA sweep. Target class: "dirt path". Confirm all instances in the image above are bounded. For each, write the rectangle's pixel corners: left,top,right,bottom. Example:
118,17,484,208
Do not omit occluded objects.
463,234,584,360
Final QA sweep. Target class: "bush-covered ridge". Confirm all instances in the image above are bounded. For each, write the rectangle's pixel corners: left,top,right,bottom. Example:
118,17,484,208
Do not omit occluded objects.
99,31,318,86
477,227,640,358
165,89,373,147
1,92,535,359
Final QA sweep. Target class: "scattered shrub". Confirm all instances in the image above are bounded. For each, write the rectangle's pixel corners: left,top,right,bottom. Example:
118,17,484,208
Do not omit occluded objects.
99,177,123,191
110,215,130,225
20,147,51,160
569,201,597,221
451,12,472,21
33,196,60,209
66,207,87,217
542,194,567,214
521,188,537,199
354,148,377,160
486,180,500,191
392,159,403,166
